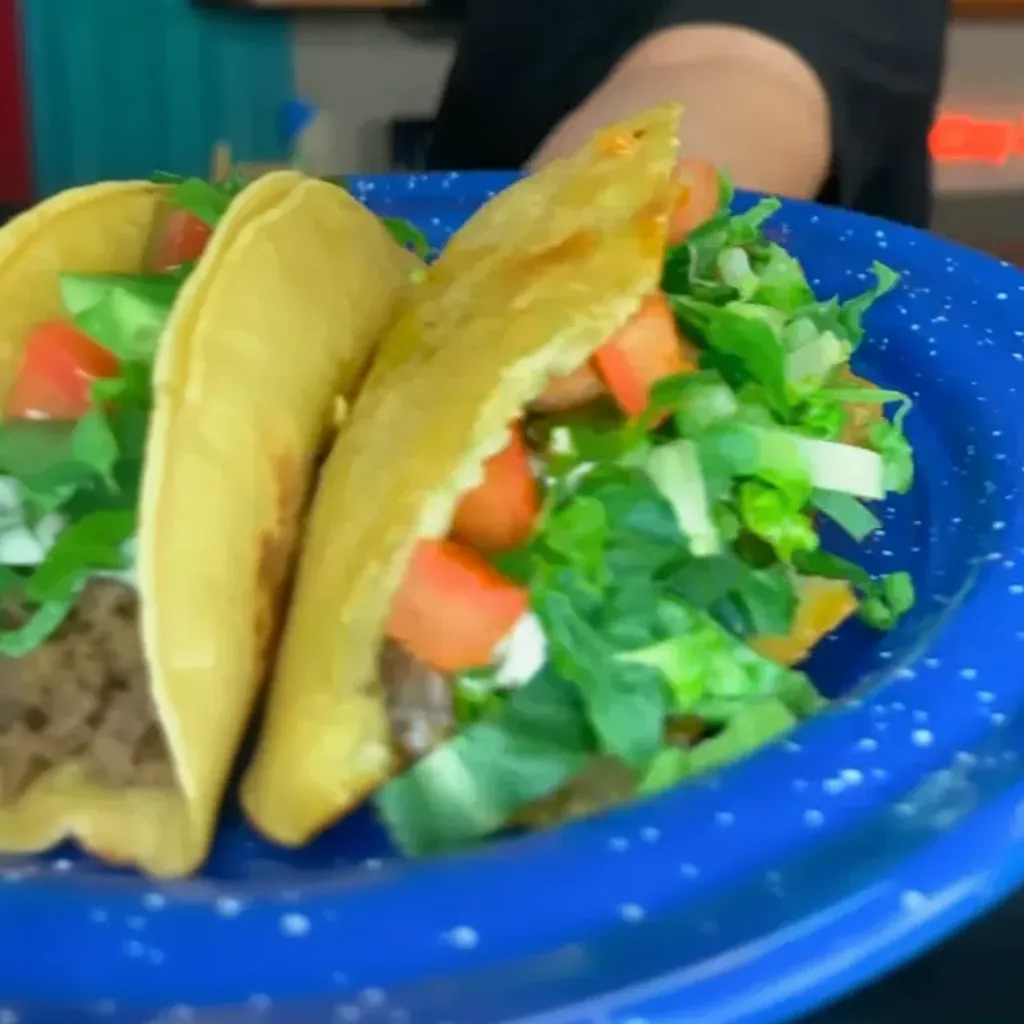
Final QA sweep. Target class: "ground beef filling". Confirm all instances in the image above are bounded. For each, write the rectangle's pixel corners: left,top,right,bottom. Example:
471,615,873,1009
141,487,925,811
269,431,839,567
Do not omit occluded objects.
0,579,173,804
378,640,454,762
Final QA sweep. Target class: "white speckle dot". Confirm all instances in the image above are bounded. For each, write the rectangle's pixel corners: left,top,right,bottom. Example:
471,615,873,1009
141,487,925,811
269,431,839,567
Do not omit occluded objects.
215,897,245,918
280,913,311,938
446,925,479,949
895,667,917,680
248,994,272,1011
361,988,386,1008
823,777,846,795
640,826,661,843
959,668,978,680
978,691,996,704
997,292,1008,300
335,1006,361,1022
856,737,879,753
680,863,699,879
783,740,802,753
142,893,166,911
955,751,978,767
619,903,646,923
123,940,145,958
924,658,941,669
803,809,825,827
1010,585,1024,596
714,810,735,827
147,948,165,965
126,915,146,931
362,858,383,871
901,890,928,911
840,768,864,786
912,709,930,724
608,836,630,852
623,1017,649,1024
52,858,73,873
792,777,809,792
992,712,1008,726
911,729,934,747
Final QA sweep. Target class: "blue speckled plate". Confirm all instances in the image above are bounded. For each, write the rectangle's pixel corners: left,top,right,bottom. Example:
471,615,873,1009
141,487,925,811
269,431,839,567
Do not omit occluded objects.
3,173,1024,1024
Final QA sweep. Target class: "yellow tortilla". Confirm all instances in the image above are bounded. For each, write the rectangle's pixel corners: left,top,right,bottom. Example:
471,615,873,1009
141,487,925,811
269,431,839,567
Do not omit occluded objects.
242,104,684,846
0,172,418,876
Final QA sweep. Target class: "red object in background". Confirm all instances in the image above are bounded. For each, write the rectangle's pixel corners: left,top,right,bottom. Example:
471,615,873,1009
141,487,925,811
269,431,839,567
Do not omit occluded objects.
0,0,31,204
929,112,1024,166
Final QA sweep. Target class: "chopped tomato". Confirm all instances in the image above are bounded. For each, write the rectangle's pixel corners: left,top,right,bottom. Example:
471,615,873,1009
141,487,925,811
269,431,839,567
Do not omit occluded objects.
668,158,720,245
532,361,607,412
386,539,530,673
592,292,700,417
451,425,540,552
150,207,213,273
4,321,119,420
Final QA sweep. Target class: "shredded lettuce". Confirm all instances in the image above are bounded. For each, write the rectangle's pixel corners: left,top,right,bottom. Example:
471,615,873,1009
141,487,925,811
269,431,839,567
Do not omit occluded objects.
375,176,915,856
0,177,239,654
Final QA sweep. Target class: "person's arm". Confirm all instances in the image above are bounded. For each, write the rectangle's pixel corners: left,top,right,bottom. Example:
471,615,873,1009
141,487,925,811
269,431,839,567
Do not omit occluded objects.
528,24,831,200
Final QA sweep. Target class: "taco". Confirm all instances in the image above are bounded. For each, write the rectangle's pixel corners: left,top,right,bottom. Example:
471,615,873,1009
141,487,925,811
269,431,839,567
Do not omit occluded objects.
0,170,417,876
242,105,915,855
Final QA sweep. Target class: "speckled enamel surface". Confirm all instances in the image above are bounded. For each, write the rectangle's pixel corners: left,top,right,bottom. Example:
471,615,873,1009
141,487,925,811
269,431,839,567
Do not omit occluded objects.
2,173,1024,1024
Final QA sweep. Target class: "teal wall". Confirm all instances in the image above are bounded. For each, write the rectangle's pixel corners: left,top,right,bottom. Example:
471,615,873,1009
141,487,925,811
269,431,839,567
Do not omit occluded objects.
21,0,294,196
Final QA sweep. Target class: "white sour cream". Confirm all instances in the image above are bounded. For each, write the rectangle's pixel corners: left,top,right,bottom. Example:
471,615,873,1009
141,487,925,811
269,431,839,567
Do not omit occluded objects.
493,611,548,688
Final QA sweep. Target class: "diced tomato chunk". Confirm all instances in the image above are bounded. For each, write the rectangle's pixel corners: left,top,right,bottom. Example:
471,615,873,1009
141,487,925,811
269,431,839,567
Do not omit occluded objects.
150,207,213,273
451,425,540,552
592,292,700,417
4,321,119,421
386,539,530,673
668,157,720,244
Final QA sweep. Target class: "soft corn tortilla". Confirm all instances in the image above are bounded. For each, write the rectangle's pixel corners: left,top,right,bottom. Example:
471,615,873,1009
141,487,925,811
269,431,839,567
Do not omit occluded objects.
0,173,418,876
242,104,684,846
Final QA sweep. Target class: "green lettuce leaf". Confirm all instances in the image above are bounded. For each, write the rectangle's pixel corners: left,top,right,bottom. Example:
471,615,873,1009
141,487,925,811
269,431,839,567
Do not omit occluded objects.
375,669,594,855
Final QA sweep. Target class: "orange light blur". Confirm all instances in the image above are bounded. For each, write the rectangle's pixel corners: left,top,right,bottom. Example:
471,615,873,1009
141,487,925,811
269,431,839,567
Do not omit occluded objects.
929,112,1024,165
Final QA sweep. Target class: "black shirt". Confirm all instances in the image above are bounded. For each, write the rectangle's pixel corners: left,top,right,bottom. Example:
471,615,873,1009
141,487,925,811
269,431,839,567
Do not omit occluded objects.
426,0,949,227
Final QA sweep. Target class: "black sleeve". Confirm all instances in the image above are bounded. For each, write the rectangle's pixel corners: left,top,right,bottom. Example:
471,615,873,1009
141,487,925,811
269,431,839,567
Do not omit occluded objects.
426,0,948,227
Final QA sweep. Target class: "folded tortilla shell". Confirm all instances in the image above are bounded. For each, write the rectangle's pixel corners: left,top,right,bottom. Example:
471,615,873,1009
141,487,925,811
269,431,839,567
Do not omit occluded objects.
242,104,683,846
0,172,418,876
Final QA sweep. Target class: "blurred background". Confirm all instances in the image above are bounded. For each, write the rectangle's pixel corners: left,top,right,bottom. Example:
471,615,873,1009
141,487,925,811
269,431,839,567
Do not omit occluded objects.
2,0,1024,262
